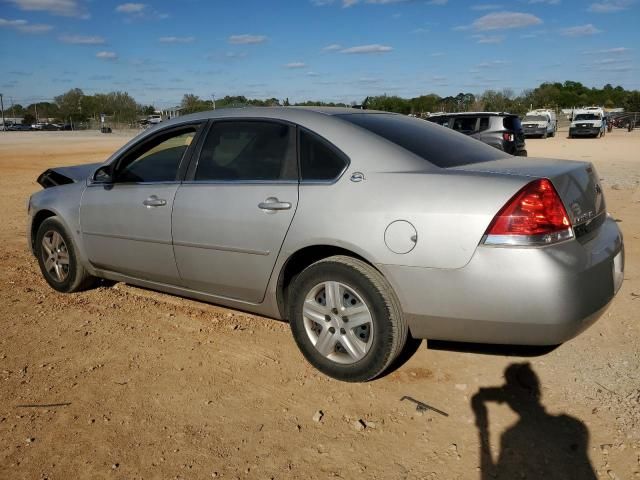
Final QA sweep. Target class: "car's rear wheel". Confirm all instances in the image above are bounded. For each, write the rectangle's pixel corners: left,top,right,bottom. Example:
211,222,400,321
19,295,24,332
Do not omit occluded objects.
288,255,407,382
35,217,96,293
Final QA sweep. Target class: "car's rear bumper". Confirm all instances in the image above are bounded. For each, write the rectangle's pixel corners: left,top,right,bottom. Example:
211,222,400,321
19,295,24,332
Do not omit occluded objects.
379,216,624,345
524,127,547,136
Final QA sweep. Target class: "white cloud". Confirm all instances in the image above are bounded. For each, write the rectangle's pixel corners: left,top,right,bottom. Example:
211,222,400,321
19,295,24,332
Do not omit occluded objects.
115,3,167,20
583,46,631,54
6,0,88,18
59,34,105,44
471,3,503,10
476,60,509,68
340,44,393,54
588,0,634,12
560,24,602,36
284,62,307,68
96,51,117,60
228,34,268,45
322,43,342,51
0,17,53,34
599,47,631,53
115,3,145,13
469,12,543,30
158,36,195,43
473,34,505,43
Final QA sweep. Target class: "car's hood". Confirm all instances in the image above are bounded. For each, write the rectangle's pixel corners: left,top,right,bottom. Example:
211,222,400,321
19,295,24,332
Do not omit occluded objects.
523,121,547,127
37,162,102,189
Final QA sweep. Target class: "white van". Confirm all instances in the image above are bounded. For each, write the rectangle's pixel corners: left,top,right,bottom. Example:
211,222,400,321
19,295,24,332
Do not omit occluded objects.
522,109,557,138
148,114,162,125
569,107,605,138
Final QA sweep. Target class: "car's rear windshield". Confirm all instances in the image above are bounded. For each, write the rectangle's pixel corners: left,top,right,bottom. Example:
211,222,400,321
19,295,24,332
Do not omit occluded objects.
574,113,600,121
523,115,546,122
336,113,509,168
503,116,522,131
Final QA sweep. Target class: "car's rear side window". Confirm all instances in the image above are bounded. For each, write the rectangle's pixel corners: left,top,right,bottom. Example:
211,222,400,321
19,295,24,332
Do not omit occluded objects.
338,113,509,167
428,116,450,127
451,116,478,134
478,117,490,131
299,130,348,181
503,116,522,131
195,121,297,181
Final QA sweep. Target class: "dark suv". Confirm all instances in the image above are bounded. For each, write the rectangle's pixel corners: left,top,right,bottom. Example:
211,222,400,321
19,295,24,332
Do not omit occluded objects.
427,112,527,156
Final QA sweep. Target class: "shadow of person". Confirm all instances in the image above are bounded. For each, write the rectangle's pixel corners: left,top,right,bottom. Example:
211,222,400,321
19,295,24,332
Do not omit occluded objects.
471,362,596,480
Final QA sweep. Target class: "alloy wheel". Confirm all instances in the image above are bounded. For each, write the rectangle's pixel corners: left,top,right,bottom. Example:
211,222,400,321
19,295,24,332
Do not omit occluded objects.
41,230,70,282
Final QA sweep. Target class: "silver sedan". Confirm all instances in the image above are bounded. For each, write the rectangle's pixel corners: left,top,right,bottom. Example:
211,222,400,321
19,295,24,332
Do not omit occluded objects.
28,107,624,381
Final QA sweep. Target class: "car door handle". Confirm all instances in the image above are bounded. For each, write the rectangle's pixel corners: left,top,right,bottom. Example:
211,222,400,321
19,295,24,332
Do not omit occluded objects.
258,197,292,211
143,195,167,207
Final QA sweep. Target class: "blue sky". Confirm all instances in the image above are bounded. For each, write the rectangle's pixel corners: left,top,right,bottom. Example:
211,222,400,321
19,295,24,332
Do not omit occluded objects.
0,0,638,107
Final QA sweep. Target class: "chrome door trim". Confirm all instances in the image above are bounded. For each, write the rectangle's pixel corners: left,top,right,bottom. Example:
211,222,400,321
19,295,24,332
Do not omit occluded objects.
83,231,172,245
172,240,270,256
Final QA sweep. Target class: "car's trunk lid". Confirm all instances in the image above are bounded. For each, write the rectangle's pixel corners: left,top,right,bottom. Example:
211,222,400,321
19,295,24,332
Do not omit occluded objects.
452,157,606,227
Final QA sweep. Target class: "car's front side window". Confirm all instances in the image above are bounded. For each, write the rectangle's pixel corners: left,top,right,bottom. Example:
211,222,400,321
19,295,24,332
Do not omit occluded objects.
194,121,296,181
116,127,197,183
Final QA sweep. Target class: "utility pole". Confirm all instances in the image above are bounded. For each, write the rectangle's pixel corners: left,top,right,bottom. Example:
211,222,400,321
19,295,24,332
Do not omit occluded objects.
211,93,216,110
0,93,5,131
35,103,38,124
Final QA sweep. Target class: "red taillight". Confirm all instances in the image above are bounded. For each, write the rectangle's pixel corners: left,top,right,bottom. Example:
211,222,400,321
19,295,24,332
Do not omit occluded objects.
484,179,573,246
503,132,514,142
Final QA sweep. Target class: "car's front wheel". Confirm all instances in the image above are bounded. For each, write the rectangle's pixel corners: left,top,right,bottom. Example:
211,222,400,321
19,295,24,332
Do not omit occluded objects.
288,255,407,382
35,217,96,293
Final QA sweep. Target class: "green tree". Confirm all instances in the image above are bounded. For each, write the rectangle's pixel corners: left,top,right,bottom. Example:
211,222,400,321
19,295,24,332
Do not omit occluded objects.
55,88,86,122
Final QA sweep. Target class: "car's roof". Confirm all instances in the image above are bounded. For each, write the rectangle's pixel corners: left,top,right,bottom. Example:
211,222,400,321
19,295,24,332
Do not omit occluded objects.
429,112,516,117
167,106,391,124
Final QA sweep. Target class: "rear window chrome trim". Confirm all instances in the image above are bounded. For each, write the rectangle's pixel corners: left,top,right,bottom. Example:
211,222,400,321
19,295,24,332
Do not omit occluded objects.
180,180,299,186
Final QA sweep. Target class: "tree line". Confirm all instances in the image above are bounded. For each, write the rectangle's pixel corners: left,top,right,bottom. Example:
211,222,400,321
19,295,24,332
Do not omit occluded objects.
180,81,640,115
6,81,640,126
6,88,155,125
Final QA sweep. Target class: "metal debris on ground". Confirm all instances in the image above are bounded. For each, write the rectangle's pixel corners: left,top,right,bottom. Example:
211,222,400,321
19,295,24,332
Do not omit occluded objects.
400,396,449,417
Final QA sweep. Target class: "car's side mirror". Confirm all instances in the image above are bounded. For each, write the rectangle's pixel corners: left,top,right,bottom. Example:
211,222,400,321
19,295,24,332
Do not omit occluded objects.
93,165,114,184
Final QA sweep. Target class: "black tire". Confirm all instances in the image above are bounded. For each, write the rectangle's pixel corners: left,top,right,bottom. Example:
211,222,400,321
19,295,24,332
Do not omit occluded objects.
288,255,408,382
35,217,96,293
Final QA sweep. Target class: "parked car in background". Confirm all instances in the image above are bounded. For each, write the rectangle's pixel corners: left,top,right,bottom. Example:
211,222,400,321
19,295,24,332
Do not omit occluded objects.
28,107,623,381
522,109,557,138
569,107,606,138
427,112,527,156
9,124,32,131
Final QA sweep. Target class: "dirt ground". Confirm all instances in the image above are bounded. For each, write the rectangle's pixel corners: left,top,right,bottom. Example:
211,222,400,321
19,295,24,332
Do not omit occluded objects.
0,128,639,480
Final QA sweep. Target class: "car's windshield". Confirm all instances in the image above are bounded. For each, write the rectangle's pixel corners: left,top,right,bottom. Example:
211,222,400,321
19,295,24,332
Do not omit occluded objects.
337,113,509,167
523,115,547,122
574,114,600,121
